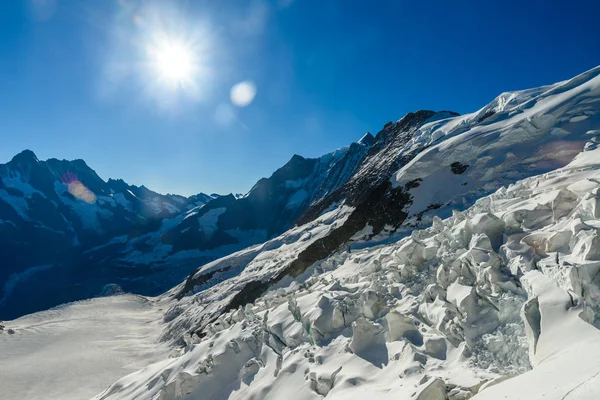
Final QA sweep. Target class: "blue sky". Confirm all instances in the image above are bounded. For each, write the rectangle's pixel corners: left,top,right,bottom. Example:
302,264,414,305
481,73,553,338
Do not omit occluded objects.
1,0,599,196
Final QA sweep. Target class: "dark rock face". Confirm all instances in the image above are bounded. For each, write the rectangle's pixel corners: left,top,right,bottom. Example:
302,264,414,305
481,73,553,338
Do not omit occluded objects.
450,162,469,175
477,109,496,124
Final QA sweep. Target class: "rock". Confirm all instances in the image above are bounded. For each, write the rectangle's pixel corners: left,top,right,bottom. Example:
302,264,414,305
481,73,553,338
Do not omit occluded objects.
451,162,469,175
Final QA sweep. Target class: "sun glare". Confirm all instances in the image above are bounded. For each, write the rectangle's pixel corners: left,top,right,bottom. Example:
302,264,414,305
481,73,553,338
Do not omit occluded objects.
149,38,197,87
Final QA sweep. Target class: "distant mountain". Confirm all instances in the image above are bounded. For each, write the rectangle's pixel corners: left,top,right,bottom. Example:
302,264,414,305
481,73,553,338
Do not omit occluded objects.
0,153,214,318
159,140,373,254
0,129,375,318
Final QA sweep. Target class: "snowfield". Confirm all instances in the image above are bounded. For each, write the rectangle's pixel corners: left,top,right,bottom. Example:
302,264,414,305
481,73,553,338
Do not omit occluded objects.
0,295,169,400
1,67,599,400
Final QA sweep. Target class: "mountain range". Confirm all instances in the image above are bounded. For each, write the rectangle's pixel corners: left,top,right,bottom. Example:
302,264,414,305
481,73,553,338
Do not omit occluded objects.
0,66,599,400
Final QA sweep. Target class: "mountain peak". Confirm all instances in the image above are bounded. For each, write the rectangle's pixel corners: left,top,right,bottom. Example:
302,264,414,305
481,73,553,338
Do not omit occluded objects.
357,132,375,147
10,149,39,164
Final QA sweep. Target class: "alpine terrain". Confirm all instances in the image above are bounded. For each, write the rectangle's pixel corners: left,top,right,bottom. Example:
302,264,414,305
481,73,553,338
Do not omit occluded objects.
1,66,600,400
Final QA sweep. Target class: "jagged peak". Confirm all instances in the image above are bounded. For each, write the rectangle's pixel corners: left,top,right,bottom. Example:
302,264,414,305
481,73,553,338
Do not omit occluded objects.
9,149,39,164
71,158,91,168
374,110,461,137
289,154,307,162
357,132,375,147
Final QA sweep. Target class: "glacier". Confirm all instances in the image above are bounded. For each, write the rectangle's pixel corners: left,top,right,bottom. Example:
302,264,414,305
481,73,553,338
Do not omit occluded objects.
0,66,599,400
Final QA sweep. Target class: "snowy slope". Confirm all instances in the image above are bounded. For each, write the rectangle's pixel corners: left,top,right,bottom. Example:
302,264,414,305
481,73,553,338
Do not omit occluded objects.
0,295,169,400
393,66,600,225
91,145,600,400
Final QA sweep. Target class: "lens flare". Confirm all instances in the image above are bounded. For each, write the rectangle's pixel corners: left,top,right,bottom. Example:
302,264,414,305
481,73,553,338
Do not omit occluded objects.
68,181,97,204
230,81,257,107
62,173,96,204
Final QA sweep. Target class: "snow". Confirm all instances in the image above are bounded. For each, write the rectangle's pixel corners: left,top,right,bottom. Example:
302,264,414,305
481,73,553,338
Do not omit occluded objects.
54,181,114,231
112,192,131,209
92,129,600,400
1,67,600,400
197,207,226,238
474,271,600,400
2,176,45,198
393,65,600,222
0,295,168,400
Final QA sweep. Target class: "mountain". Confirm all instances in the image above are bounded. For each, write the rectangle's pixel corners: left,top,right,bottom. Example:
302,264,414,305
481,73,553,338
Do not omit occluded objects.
0,127,387,318
1,66,599,400
0,154,215,318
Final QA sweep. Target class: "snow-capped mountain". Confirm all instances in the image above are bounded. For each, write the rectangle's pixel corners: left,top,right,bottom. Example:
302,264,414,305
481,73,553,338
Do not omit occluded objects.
1,66,599,400
0,127,381,318
0,153,217,318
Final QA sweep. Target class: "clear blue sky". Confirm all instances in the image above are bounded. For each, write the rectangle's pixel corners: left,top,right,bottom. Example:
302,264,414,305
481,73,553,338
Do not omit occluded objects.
1,0,599,196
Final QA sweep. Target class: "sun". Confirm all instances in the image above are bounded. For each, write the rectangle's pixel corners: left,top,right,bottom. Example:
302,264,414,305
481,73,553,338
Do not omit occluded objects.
149,38,197,87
